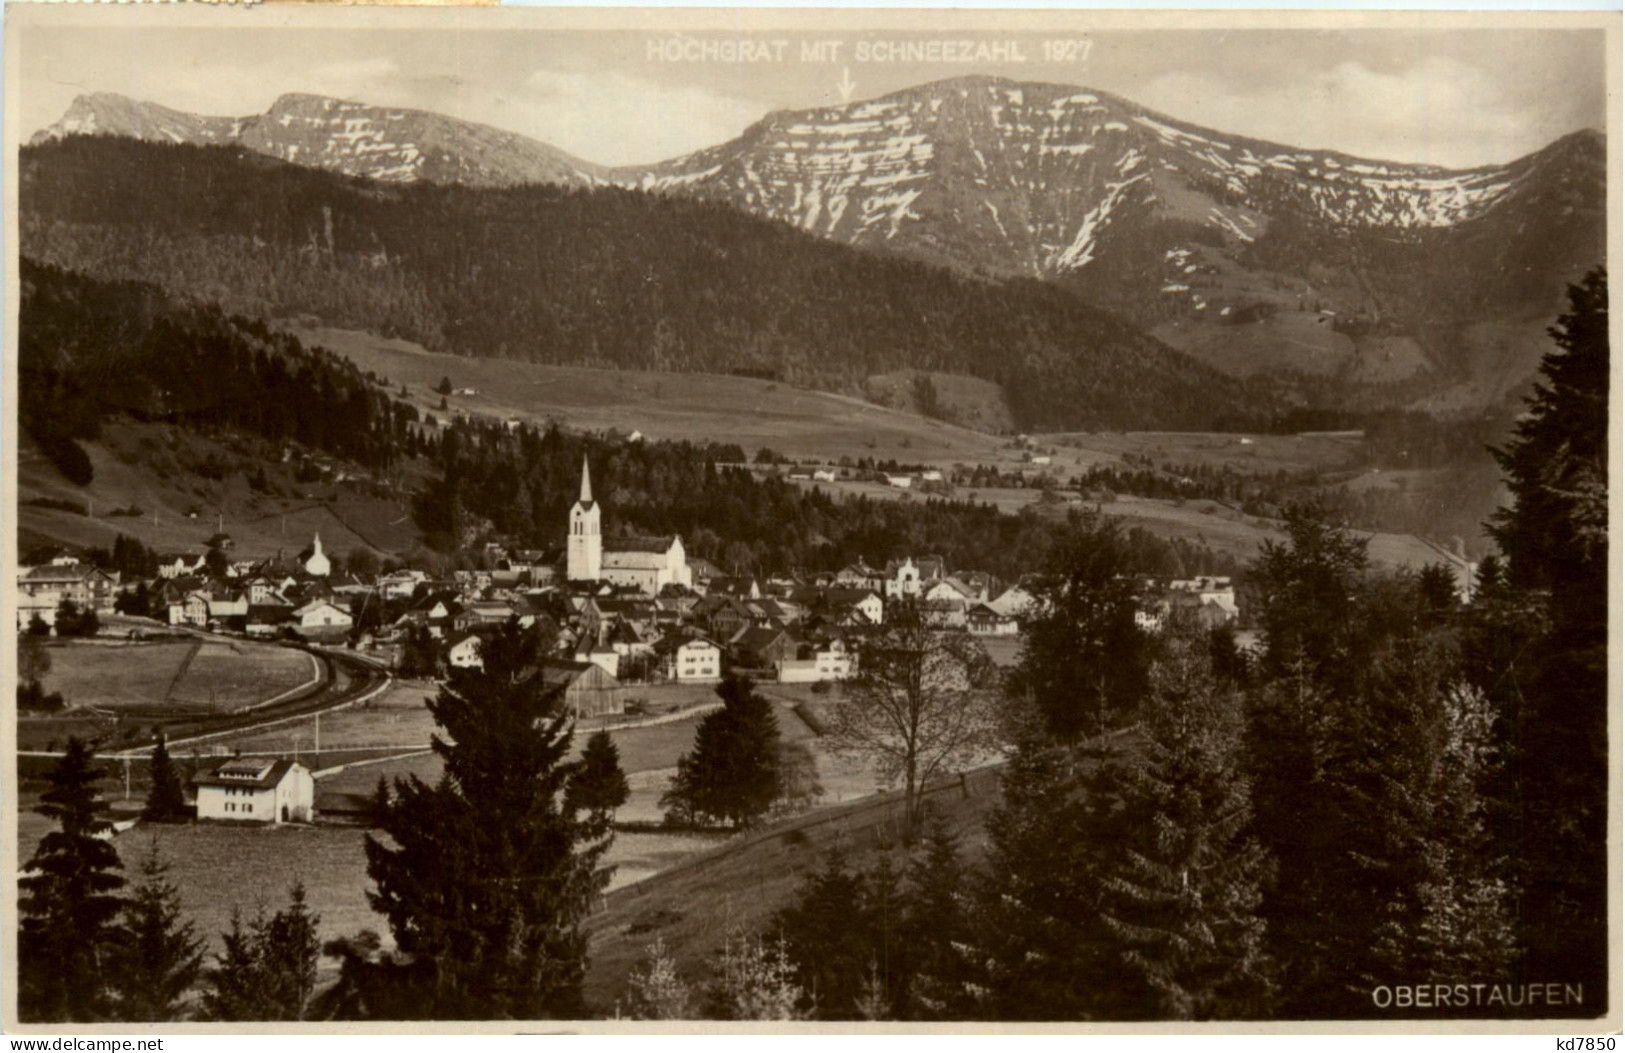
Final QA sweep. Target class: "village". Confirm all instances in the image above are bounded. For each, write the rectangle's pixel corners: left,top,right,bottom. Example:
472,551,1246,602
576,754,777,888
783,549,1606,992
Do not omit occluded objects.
15,456,1243,827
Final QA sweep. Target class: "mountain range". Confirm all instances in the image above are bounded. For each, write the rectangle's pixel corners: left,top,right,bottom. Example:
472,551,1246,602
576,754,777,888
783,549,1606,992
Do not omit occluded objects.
29,77,1608,412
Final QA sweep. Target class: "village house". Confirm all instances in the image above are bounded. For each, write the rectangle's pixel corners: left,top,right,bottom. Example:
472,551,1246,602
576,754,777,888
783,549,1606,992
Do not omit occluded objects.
193,757,315,825
294,598,353,631
447,631,484,669
656,635,722,683
967,603,1020,636
20,560,120,612
988,583,1040,619
776,637,855,683
729,624,798,670
16,590,60,631
825,587,885,626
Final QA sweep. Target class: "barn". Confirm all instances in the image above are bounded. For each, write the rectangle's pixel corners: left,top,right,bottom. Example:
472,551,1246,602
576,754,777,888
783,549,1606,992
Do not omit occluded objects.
538,658,626,719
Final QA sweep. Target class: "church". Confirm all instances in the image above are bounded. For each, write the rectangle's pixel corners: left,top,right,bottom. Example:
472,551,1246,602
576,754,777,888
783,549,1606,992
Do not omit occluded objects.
567,458,692,595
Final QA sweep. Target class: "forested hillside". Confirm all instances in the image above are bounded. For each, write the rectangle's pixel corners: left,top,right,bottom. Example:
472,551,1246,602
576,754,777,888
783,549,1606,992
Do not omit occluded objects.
20,260,1238,579
18,137,1278,432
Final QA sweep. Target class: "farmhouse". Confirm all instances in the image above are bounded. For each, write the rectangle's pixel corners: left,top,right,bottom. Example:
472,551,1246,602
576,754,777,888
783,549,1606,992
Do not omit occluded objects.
194,757,315,825
294,599,353,631
656,635,722,683
538,658,626,719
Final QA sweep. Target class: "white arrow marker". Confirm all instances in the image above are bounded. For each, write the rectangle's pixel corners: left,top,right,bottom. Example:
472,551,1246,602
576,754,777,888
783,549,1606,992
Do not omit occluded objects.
836,67,857,104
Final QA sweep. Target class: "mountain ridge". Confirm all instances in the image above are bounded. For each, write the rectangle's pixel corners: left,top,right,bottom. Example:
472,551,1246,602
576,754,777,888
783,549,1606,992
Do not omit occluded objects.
30,79,1607,407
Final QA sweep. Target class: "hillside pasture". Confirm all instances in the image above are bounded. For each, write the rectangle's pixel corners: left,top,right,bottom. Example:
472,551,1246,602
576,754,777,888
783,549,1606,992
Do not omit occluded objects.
297,326,1011,468
17,420,423,560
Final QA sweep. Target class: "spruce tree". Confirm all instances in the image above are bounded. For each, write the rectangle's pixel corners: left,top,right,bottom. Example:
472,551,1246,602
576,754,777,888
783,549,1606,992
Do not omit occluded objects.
1484,266,1609,999
662,674,781,829
201,884,322,1021
143,735,189,822
974,734,1130,1021
109,841,205,1022
773,849,875,1019
1096,624,1275,1021
902,813,977,1021
19,737,126,1022
566,730,630,821
360,621,612,1018
1013,515,1151,742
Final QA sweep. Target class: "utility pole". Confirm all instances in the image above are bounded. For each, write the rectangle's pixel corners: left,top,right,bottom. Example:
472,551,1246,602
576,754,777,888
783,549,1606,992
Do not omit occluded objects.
314,713,321,756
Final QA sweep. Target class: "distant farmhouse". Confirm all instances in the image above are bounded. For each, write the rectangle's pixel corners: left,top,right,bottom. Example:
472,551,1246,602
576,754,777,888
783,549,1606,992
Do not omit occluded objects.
193,757,315,825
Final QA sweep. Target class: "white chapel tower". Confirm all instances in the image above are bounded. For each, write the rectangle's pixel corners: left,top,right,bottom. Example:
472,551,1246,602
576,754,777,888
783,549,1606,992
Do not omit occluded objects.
567,456,602,582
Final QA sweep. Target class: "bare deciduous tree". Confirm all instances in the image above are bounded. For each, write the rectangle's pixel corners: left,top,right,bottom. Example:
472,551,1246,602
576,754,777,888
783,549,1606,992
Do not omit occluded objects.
830,600,999,837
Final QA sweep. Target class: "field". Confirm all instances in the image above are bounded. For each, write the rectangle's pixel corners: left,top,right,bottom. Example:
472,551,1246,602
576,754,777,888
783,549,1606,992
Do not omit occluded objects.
36,640,197,711
299,326,1011,467
36,638,315,713
583,763,1005,1011
17,419,423,560
14,809,724,980
790,477,1451,571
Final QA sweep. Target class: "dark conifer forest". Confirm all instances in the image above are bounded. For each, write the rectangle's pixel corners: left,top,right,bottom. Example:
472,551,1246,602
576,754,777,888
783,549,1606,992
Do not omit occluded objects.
19,136,1280,432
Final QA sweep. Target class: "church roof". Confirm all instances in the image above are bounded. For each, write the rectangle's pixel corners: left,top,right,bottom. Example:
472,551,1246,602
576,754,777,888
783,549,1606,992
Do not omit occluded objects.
606,535,676,554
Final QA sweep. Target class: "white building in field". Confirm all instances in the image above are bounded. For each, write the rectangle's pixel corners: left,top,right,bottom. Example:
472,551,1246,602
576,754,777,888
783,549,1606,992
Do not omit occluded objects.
567,458,691,595
193,758,314,824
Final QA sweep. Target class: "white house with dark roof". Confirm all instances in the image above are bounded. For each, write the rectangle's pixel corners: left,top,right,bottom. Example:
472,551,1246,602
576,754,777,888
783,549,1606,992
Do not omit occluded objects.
193,758,314,824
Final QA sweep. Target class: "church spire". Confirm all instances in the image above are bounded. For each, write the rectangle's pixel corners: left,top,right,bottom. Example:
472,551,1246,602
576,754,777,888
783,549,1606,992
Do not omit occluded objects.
579,456,593,504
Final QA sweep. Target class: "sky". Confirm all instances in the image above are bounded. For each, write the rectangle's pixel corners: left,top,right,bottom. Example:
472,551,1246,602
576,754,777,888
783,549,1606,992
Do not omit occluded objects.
14,22,1609,168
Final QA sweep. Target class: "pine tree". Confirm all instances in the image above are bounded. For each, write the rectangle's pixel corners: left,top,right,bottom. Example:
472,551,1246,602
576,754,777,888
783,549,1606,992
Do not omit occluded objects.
662,674,782,830
773,849,874,1018
622,939,694,1020
901,812,977,1020
359,620,612,1018
108,840,205,1022
143,735,189,822
1484,266,1609,998
1096,623,1275,1021
201,884,322,1021
19,737,126,1022
974,734,1130,1020
566,730,630,821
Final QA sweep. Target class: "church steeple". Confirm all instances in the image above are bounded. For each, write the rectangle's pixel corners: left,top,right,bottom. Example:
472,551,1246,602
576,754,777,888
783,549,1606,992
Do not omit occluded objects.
568,456,602,582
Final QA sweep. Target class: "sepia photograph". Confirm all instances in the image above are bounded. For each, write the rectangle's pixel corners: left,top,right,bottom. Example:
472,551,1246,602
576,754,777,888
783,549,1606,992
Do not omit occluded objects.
2,4,1618,1033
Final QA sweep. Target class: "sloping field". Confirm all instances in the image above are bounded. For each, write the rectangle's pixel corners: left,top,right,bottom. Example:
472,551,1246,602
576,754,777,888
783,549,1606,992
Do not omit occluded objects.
583,764,1003,1012
17,420,422,559
298,326,1010,467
